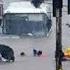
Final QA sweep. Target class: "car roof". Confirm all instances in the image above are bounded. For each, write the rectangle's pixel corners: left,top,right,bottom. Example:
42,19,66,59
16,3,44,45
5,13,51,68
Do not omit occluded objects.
4,1,49,14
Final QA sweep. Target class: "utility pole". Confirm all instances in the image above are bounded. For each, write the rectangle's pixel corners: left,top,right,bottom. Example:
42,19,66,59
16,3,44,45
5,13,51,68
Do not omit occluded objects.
56,8,63,70
53,0,63,70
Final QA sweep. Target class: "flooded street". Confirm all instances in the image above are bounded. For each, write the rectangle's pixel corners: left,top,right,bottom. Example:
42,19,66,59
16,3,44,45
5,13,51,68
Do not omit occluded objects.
0,23,56,70
0,0,70,70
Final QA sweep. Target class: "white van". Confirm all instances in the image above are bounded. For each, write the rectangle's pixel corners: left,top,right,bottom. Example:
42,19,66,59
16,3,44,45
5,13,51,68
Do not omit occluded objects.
3,1,52,37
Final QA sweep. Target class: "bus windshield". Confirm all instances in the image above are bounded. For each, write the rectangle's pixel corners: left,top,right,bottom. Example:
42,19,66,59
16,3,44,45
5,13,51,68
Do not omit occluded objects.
3,13,52,37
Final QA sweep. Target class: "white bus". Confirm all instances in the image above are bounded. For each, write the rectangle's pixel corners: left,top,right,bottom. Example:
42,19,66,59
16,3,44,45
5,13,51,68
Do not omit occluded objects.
3,1,52,37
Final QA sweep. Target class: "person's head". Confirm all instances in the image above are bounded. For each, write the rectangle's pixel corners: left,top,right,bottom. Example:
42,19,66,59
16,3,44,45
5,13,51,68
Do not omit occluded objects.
20,52,25,56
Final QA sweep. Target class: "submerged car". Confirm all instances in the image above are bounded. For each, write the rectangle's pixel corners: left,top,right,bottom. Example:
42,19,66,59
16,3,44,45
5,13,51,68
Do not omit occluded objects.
2,1,52,37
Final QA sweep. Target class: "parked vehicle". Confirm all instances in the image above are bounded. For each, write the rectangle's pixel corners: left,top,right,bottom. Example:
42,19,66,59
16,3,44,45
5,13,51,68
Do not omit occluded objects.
3,1,52,37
